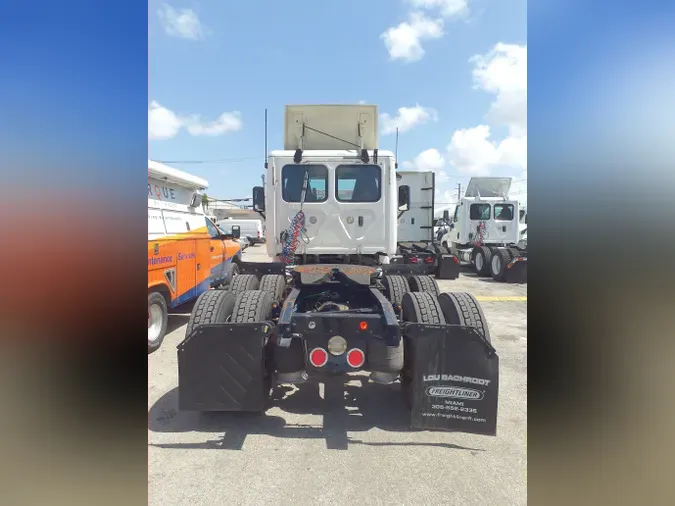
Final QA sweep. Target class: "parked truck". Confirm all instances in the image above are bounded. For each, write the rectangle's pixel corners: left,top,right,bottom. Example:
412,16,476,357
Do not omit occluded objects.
176,105,499,434
438,177,527,283
394,170,460,280
148,160,242,353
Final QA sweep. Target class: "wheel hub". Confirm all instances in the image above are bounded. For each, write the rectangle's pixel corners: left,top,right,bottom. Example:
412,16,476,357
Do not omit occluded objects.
492,254,501,274
148,303,163,343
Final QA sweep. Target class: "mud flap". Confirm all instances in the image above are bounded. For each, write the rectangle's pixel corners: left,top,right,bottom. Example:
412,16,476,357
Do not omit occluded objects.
404,323,499,435
382,263,432,276
505,259,527,283
177,322,273,412
435,255,460,280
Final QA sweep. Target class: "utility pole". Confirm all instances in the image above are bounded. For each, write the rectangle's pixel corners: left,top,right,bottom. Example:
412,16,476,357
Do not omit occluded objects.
456,183,462,202
261,174,265,186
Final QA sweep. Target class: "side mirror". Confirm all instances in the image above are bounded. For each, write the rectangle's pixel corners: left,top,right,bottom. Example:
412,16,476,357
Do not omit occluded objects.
189,192,201,208
443,210,450,220
231,225,241,240
398,185,410,212
253,186,265,212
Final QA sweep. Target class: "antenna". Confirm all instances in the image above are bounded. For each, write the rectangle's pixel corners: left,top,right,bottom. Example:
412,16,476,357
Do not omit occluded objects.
264,108,268,170
395,127,399,169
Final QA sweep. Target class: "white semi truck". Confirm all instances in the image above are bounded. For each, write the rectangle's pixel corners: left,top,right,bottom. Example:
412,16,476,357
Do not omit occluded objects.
176,104,500,435
395,170,460,279
438,177,527,283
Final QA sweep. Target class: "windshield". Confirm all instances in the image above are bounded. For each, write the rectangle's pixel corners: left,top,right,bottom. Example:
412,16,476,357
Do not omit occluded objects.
281,164,328,203
205,217,222,238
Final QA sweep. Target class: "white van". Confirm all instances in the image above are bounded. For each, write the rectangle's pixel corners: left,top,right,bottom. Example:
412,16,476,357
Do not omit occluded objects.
216,218,265,245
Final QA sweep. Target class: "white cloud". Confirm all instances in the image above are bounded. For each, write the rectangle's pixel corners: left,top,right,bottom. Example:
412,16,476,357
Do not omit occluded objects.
185,112,242,136
149,101,182,140
148,101,242,140
380,104,438,135
401,148,453,207
380,12,444,62
445,43,527,178
447,125,499,176
497,133,527,170
409,0,469,19
401,148,448,180
471,43,527,136
446,125,527,176
157,3,205,40
381,1,472,62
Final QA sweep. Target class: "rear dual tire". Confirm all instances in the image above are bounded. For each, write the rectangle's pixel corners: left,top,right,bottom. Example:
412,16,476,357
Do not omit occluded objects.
186,289,274,414
407,275,440,297
490,247,526,283
229,273,259,294
472,246,492,277
259,274,286,302
400,292,446,406
437,292,491,343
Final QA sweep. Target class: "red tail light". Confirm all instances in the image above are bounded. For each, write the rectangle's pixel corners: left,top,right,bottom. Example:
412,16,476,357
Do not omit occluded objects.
346,348,365,368
424,256,434,264
409,256,419,264
359,321,368,331
309,348,328,367
452,256,460,264
257,231,261,238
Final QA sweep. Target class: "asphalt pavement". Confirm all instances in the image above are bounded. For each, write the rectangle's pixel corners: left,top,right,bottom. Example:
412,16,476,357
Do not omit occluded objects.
148,246,527,505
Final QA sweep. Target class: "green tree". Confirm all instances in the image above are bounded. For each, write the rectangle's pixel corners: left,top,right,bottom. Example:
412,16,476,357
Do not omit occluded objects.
202,193,209,211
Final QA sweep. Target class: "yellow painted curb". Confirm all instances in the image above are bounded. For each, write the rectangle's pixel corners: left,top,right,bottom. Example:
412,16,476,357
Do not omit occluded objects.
474,296,527,302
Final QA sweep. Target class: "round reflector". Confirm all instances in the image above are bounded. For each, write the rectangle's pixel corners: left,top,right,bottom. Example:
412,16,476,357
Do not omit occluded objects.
327,336,347,356
346,348,365,368
359,321,368,331
309,348,328,367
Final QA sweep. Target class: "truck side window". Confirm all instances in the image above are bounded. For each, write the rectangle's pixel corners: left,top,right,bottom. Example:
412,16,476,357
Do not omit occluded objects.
281,164,328,203
470,204,491,220
453,205,461,223
205,217,220,239
335,164,381,203
494,204,514,221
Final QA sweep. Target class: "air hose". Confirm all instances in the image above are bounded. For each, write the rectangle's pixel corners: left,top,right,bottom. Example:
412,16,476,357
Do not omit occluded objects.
280,170,311,264
280,210,307,264
473,221,487,247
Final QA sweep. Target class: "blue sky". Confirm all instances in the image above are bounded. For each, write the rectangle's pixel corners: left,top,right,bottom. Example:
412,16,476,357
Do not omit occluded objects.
149,0,527,204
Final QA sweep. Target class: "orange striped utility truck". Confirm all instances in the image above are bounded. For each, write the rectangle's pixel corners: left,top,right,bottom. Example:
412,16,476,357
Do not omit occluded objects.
148,160,242,353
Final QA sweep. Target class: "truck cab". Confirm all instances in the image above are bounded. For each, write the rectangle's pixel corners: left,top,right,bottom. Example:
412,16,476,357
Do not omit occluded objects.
442,177,520,249
253,105,406,265
439,177,525,277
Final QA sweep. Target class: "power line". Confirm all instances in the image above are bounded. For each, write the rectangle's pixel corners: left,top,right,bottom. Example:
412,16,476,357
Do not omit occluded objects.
154,156,261,164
